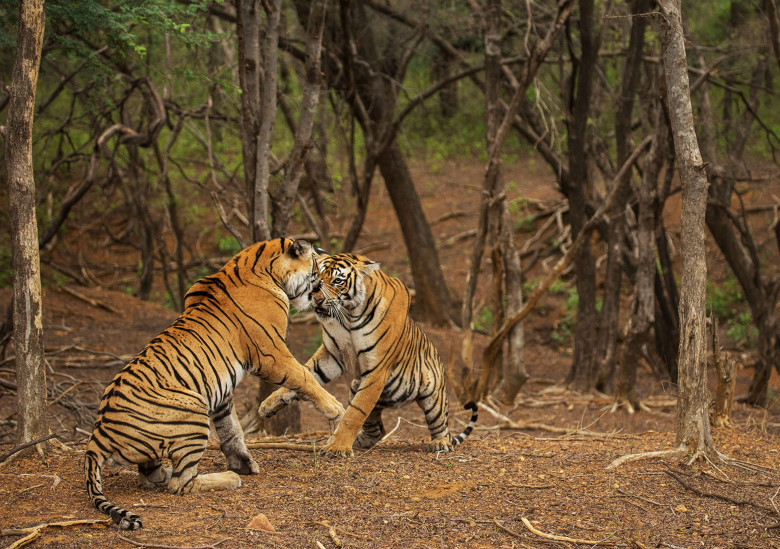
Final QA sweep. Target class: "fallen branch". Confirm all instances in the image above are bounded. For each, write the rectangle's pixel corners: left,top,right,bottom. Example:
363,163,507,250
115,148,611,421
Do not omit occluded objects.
478,401,616,438
116,534,231,549
0,432,62,465
520,517,615,546
59,286,120,314
244,441,318,452
1,519,111,549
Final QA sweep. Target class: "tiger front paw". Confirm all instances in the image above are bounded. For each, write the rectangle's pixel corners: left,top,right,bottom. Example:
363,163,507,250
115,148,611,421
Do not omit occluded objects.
313,394,345,422
258,388,296,418
429,437,454,453
320,436,354,458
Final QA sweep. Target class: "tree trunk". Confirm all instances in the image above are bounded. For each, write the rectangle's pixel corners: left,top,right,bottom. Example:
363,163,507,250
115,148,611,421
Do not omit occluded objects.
4,0,49,455
614,100,666,410
594,0,652,390
564,0,599,392
271,0,328,237
658,0,718,459
377,144,454,324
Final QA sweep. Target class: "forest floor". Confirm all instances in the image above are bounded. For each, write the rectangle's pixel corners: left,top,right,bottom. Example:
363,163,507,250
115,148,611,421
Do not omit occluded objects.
1,157,780,548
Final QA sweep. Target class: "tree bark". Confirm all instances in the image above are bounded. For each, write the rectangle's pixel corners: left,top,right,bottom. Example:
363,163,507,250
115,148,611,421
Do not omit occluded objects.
594,0,652,390
271,0,328,236
4,0,49,455
658,0,718,459
564,0,599,392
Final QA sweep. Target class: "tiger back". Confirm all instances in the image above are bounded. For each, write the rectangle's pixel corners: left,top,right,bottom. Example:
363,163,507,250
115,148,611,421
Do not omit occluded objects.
84,238,344,530
260,252,477,457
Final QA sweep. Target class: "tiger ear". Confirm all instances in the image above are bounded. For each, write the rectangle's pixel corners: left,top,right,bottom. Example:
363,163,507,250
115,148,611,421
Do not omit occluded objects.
361,259,380,273
289,239,312,259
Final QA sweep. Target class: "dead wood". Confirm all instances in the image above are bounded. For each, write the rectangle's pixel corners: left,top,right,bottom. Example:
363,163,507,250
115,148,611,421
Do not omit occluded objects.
519,517,616,546
664,468,779,516
1,518,111,549
58,286,119,314
711,316,736,428
0,432,62,465
483,135,653,369
115,534,231,549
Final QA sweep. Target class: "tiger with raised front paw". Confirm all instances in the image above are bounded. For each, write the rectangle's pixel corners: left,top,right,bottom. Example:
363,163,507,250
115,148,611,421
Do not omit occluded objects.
260,252,477,457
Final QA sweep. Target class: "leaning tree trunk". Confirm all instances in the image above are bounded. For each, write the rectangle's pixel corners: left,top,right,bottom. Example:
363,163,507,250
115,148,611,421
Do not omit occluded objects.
5,0,50,456
658,0,718,460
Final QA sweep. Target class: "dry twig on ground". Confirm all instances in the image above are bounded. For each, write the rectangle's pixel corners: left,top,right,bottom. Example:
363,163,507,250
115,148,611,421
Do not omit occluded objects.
1,519,111,549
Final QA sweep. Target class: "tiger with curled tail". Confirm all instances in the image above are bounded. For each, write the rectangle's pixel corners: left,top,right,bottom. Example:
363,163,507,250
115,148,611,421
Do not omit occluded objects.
260,252,478,457
85,238,344,530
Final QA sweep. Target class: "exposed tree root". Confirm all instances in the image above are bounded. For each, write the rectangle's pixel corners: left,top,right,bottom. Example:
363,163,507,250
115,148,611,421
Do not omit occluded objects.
664,468,779,516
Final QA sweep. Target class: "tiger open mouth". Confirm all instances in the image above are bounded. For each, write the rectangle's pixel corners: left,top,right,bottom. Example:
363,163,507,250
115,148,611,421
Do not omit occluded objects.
314,305,332,318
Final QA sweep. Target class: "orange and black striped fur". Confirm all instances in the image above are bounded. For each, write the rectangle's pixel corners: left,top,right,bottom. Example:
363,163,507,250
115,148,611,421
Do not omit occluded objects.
85,239,344,529
260,253,477,457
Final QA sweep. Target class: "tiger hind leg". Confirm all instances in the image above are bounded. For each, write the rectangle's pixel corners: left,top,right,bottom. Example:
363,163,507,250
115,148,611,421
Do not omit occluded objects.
165,406,241,495
138,460,172,489
353,407,385,449
211,397,259,475
417,390,454,453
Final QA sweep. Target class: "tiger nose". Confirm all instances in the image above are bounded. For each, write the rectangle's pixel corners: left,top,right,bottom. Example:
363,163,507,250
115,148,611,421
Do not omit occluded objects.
313,295,324,306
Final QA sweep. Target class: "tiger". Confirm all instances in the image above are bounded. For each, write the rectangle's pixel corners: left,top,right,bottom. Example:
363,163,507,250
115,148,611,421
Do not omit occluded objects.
84,238,345,530
259,252,478,457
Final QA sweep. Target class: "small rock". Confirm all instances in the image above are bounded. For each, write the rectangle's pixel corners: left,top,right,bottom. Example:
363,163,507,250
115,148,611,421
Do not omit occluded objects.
247,513,275,532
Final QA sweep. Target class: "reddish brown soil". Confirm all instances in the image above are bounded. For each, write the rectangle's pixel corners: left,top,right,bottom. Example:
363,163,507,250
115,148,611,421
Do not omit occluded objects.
1,157,779,548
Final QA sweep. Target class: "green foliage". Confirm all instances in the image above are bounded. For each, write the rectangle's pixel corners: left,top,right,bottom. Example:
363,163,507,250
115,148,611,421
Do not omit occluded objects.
217,234,242,256
473,306,493,332
303,331,323,357
708,278,757,348
552,286,578,349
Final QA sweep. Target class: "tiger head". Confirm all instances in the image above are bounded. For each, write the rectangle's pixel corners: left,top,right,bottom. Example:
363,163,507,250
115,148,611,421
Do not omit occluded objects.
310,253,380,320
262,238,321,311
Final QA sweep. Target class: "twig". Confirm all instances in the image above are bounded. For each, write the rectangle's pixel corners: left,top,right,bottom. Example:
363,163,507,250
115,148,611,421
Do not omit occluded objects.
115,534,231,548
0,432,62,464
1,519,111,549
520,517,615,546
244,442,319,452
48,381,82,407
327,524,343,548
311,521,372,541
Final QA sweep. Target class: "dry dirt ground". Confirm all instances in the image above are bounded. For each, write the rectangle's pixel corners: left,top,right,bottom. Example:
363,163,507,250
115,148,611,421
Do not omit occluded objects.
1,157,780,548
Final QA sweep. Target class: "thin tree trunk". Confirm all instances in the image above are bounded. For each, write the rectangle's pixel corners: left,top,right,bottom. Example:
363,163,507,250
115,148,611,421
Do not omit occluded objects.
236,0,262,242
614,101,665,410
595,0,652,390
565,0,599,392
271,0,328,236
253,0,281,242
658,0,718,460
5,0,49,455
